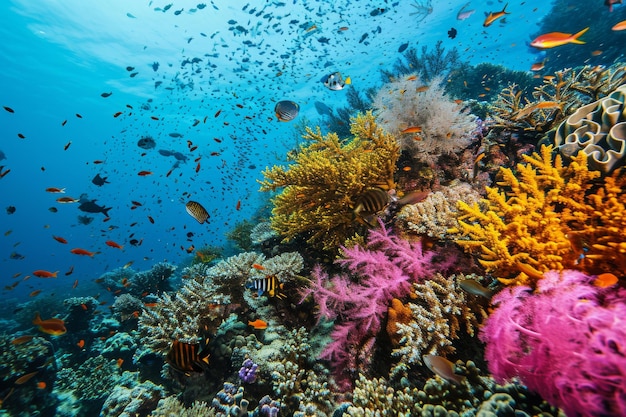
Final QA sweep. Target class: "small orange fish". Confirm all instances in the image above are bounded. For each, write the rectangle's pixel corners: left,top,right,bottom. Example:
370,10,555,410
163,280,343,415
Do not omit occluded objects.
248,319,268,330
53,235,68,244
306,24,317,32
29,290,42,297
33,313,66,336
11,335,34,345
77,339,85,349
236,200,241,211
37,382,46,390
33,270,58,278
70,248,97,257
144,302,158,308
252,263,265,270
530,60,545,71
483,3,509,27
45,187,66,193
138,170,153,176
415,85,429,93
15,371,38,385
530,27,589,49
56,197,79,203
594,273,618,288
406,75,418,81
401,126,423,134
72,279,78,288
612,20,626,31
105,240,123,250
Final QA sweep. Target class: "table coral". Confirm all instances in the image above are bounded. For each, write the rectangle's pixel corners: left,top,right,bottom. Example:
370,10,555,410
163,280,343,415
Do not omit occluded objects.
453,144,626,285
259,111,399,251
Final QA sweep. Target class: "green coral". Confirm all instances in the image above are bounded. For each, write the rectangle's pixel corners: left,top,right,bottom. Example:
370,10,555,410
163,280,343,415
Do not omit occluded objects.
259,112,399,251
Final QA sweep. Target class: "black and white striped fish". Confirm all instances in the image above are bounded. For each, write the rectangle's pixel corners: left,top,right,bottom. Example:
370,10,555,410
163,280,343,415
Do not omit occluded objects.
247,275,286,299
274,100,299,122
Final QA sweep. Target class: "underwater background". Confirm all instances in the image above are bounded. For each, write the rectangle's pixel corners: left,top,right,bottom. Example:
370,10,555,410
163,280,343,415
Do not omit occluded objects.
1,0,625,416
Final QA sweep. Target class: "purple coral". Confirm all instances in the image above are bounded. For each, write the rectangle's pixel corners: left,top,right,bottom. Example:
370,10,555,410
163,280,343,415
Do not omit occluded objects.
300,220,452,389
238,358,258,384
480,270,626,417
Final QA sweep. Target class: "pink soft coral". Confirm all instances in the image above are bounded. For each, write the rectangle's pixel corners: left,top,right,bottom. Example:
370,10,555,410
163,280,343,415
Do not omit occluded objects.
480,270,626,417
300,220,451,389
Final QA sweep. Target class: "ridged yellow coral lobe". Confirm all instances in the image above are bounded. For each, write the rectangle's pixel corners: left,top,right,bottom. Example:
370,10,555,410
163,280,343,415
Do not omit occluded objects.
455,145,626,286
259,112,399,251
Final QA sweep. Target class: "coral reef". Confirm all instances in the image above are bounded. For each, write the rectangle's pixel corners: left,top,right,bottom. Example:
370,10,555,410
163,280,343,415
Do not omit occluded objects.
372,75,477,165
226,219,256,251
395,181,482,240
150,396,215,417
481,270,626,416
545,83,626,174
97,262,177,297
101,378,165,417
260,112,400,251
380,41,461,83
211,382,249,416
453,145,626,285
250,221,279,246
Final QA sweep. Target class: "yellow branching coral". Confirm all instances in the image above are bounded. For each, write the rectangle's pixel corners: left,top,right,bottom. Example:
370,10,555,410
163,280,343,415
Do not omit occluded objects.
453,145,626,286
259,112,399,251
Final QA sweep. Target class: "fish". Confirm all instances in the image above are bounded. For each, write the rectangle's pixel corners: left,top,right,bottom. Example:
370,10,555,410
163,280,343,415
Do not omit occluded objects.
78,199,111,217
29,290,42,297
48,207,58,213
46,187,66,193
100,92,112,98
612,20,626,31
11,335,34,345
63,141,72,151
70,248,97,257
52,235,68,244
513,101,562,120
33,313,67,336
33,270,58,278
91,174,110,186
447,27,457,39
353,188,390,221
37,382,46,390
3,106,14,113
459,279,494,299
248,319,268,330
138,171,153,176
56,197,79,203
166,339,210,375
483,3,509,27
530,60,546,71
252,263,265,270
456,2,475,20
185,201,210,224
77,339,85,348
422,354,466,384
322,72,351,91
15,371,38,385
247,275,285,299
606,0,623,12
398,42,409,53
594,273,618,288
401,126,423,134
274,100,299,122
105,240,124,250
530,27,589,49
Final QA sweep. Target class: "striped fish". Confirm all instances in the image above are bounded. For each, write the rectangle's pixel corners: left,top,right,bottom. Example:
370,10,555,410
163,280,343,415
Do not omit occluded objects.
166,339,210,375
248,275,286,299
353,188,390,227
274,100,299,122
185,201,209,224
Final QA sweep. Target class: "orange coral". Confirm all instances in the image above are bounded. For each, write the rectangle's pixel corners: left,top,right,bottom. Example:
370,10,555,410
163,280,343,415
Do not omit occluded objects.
386,298,413,346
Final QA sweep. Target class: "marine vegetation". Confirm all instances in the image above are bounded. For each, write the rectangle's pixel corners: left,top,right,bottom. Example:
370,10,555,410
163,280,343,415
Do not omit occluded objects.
491,63,626,138
481,269,626,417
453,145,626,286
380,41,462,83
259,112,399,251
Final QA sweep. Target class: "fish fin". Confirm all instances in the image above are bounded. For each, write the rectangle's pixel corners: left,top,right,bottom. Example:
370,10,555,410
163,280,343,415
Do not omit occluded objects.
571,27,589,43
344,76,351,85
33,312,41,325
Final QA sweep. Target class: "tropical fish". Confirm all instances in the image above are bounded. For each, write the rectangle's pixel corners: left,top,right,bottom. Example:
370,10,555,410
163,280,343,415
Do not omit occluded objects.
422,354,466,384
185,201,210,224
15,371,38,385
274,100,299,122
3,106,14,113
11,335,34,345
105,240,124,250
606,0,623,12
56,197,79,203
248,275,285,299
447,27,457,39
456,2,475,20
483,3,509,27
612,20,626,31
530,27,589,49
248,319,268,330
45,187,65,193
78,199,111,217
459,279,494,299
166,339,210,375
70,248,97,257
594,273,618,288
401,126,423,134
33,313,66,336
138,170,153,176
52,235,67,244
101,92,112,98
353,188,390,220
33,270,58,278
91,174,110,186
322,72,351,91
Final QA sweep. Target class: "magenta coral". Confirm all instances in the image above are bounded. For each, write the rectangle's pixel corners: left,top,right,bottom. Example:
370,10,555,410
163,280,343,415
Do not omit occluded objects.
300,220,449,389
480,270,626,417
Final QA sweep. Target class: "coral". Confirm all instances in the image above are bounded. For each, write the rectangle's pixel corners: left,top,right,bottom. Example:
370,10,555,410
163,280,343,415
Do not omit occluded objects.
480,270,626,417
545,83,626,174
390,274,485,368
192,245,223,265
453,144,626,285
226,219,256,251
386,298,412,346
100,332,138,362
250,221,278,245
0,334,54,383
380,41,460,83
395,181,482,240
97,262,177,297
260,112,400,251
112,293,144,321
211,382,249,417
238,358,259,384
254,395,281,417
150,396,215,417
372,75,477,165
300,221,444,389
62,296,98,331
492,64,626,137
101,378,165,417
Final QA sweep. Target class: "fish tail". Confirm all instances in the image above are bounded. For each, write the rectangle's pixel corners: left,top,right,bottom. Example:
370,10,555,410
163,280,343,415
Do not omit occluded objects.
52,271,59,278
503,3,509,13
344,76,352,85
571,27,589,44
102,207,112,217
33,312,42,325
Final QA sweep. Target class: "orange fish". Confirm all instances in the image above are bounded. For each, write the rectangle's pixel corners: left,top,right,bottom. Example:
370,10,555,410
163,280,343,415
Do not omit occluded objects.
37,382,46,390
594,273,618,288
15,371,38,385
52,236,68,244
70,248,97,257
33,313,66,336
72,279,78,288
248,319,268,330
530,27,589,49
105,240,123,250
612,20,626,31
415,85,429,93
116,358,124,368
33,270,58,278
252,263,265,270
56,197,79,203
11,335,34,345
77,339,85,349
401,126,423,134
530,60,545,71
45,187,65,193
483,3,509,27
236,200,241,211
29,290,42,297
138,171,153,176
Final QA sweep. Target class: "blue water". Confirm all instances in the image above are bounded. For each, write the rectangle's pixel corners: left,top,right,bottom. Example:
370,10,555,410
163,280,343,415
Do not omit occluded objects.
2,0,624,415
